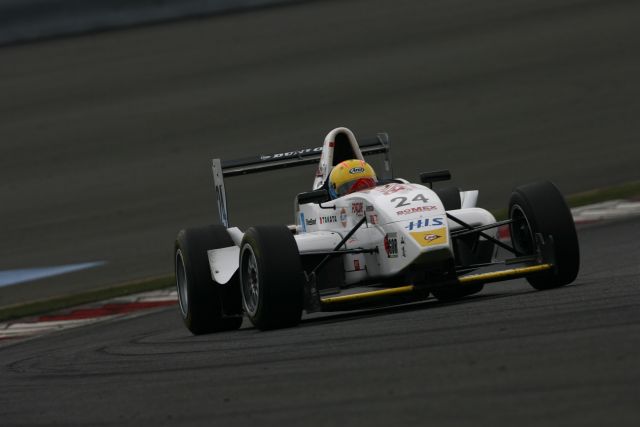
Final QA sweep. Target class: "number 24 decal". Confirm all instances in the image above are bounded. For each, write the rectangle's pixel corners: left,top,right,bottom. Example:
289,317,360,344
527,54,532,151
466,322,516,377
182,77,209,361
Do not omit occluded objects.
391,193,429,208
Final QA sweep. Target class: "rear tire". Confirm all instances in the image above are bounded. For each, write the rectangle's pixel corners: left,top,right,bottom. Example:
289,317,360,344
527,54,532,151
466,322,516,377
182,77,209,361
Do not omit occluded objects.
175,225,243,335
434,186,461,211
240,226,305,330
509,181,580,290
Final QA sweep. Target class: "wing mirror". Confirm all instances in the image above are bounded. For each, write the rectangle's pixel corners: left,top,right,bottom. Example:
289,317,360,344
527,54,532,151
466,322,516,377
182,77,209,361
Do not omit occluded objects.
419,170,452,188
297,189,330,205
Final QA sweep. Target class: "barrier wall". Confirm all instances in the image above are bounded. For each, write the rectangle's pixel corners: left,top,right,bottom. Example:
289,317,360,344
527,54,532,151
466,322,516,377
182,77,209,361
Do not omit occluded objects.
0,0,302,46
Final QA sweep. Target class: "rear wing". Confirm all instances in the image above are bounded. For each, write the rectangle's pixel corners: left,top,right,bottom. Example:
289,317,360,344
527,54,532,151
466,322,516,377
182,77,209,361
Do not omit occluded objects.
212,133,392,227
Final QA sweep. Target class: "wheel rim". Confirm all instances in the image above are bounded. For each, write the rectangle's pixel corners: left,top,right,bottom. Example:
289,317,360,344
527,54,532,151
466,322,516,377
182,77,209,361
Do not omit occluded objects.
510,204,534,255
175,249,189,318
240,244,260,316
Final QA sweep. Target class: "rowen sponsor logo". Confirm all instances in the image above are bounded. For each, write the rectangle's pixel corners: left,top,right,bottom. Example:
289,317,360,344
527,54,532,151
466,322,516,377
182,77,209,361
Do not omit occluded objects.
397,205,438,215
349,166,365,174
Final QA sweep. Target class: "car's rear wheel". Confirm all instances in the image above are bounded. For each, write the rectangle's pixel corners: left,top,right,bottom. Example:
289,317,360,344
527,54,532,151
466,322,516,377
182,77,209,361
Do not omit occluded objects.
509,181,580,290
175,225,243,335
240,226,305,330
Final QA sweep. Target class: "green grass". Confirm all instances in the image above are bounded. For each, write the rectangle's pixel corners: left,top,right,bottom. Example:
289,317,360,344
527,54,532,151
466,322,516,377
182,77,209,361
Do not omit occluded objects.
2,180,639,323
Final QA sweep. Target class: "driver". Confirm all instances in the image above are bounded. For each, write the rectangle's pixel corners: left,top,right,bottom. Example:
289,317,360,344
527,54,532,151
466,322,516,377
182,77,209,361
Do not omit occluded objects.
328,159,377,199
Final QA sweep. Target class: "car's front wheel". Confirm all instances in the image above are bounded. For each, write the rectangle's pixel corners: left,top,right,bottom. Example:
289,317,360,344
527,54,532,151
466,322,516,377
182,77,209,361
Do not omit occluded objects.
509,181,580,290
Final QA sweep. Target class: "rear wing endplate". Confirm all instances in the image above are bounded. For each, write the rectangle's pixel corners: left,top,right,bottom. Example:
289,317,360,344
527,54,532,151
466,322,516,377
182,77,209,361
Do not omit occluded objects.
212,133,392,227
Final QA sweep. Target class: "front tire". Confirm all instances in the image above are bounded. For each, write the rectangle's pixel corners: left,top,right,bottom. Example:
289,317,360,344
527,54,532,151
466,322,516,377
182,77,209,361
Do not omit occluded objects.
240,226,305,330
509,181,580,290
175,225,243,335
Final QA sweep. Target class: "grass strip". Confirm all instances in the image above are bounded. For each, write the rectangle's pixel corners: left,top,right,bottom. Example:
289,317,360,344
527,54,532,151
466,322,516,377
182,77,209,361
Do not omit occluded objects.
2,180,639,323
0,275,173,322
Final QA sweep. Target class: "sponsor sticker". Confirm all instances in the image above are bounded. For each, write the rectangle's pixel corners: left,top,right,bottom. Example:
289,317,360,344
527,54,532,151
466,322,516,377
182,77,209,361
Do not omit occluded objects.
384,233,398,258
397,205,438,215
319,215,337,224
259,146,322,160
368,214,378,225
410,227,448,247
340,207,348,227
366,205,374,212
404,217,445,231
349,166,365,174
351,202,364,216
305,218,317,226
354,259,361,271
376,184,407,195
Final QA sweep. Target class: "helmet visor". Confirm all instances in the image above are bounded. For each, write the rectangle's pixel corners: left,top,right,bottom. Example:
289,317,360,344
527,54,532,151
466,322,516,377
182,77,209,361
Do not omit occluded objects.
336,177,377,197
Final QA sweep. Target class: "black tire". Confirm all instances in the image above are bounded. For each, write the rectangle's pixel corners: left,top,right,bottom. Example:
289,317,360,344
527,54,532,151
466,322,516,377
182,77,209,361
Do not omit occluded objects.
509,181,580,290
432,283,484,302
175,225,243,335
239,226,305,330
434,186,461,211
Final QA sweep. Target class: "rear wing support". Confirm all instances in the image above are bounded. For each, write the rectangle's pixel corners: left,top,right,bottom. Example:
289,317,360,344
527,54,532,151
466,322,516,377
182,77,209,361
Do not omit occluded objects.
211,133,393,228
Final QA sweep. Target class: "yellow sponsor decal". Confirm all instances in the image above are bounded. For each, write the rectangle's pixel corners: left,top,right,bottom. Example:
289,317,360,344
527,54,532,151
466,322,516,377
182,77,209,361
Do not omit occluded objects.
410,227,448,247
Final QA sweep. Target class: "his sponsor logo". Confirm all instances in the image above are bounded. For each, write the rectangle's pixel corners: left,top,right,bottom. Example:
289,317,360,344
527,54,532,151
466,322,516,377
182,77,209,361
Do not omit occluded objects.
349,166,365,174
397,205,438,215
366,205,374,212
384,233,398,258
404,217,444,230
259,146,323,160
305,218,317,226
368,214,378,225
340,207,348,227
351,202,364,216
319,215,337,224
410,227,448,247
354,259,361,271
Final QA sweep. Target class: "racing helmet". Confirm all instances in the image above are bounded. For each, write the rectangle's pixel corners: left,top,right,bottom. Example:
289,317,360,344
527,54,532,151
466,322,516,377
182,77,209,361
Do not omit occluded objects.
328,159,377,199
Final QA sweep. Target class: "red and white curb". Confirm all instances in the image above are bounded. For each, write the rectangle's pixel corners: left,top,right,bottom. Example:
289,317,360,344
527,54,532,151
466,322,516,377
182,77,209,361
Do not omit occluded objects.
0,289,178,343
498,198,640,240
570,199,640,224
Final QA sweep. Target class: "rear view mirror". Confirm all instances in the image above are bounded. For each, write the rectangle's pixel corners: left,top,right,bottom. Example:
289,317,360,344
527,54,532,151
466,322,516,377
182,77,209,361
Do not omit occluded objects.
297,189,329,205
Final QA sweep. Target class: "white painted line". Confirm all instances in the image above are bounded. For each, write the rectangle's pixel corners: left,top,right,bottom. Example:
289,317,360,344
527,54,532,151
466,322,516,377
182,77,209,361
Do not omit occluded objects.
0,261,107,288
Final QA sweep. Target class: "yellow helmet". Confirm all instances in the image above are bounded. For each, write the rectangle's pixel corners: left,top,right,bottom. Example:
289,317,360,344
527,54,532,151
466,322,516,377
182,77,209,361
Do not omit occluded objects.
328,159,377,199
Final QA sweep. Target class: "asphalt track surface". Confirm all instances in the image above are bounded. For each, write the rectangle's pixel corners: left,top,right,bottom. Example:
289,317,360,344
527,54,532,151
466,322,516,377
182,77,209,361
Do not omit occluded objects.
1,0,639,305
1,218,638,426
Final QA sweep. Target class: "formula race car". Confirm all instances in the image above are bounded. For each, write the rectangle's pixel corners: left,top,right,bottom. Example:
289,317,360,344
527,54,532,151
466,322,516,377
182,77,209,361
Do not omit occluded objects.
174,127,580,333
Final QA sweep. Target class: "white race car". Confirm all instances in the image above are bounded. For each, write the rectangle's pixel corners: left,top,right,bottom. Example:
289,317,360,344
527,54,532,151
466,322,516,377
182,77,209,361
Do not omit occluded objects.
174,127,580,333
